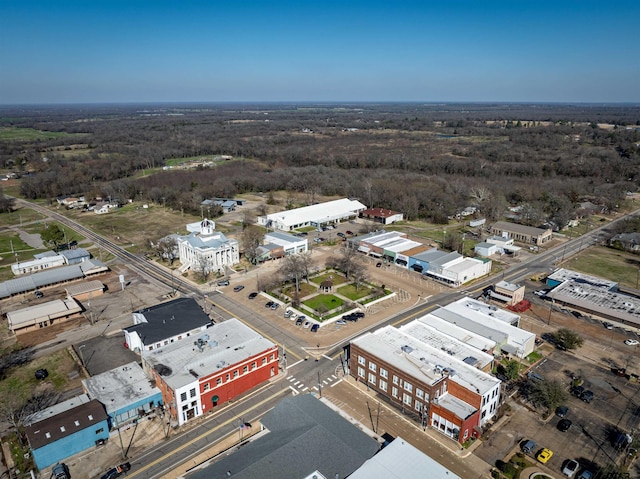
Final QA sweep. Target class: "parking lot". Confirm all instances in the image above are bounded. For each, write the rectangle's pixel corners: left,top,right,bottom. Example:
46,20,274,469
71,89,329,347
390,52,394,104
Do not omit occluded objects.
477,338,640,478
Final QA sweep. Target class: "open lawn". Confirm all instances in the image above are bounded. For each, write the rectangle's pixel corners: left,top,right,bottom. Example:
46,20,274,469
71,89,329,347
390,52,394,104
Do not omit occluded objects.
337,283,374,301
567,246,640,289
65,203,200,253
310,271,348,286
0,208,47,228
0,348,82,404
0,127,84,141
283,282,316,298
303,294,344,312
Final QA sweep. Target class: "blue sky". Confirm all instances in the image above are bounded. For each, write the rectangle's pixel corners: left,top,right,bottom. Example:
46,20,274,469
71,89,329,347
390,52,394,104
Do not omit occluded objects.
1,0,638,104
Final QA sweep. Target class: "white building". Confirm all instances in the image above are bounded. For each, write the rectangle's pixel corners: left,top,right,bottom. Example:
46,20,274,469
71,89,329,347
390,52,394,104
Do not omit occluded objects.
176,219,239,274
264,231,308,255
424,254,492,287
257,198,366,231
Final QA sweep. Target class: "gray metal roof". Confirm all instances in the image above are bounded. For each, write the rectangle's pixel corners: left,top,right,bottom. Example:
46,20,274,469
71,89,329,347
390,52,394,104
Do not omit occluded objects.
0,260,107,298
60,248,90,261
187,394,380,479
348,437,460,479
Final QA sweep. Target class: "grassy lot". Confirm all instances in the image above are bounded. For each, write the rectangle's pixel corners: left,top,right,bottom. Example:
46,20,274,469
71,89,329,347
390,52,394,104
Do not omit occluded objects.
310,271,348,286
337,283,374,301
0,127,83,141
565,246,640,289
0,207,47,227
283,282,316,298
65,203,200,253
303,294,344,311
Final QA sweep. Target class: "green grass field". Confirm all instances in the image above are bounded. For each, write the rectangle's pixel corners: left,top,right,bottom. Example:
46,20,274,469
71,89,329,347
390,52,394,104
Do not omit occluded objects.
303,294,344,311
566,246,640,289
0,127,78,141
0,208,47,227
311,272,348,286
337,283,374,301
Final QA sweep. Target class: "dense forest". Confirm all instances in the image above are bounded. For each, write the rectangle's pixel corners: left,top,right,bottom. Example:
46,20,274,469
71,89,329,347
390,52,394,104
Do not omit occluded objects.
0,102,638,226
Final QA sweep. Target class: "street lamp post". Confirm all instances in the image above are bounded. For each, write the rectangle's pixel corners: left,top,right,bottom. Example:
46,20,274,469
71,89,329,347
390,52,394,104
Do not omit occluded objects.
78,345,86,369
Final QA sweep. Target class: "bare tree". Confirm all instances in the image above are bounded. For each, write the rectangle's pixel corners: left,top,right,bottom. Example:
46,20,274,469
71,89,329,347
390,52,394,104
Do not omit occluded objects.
326,245,365,280
242,226,264,265
152,237,179,265
350,262,369,291
280,255,307,292
469,185,491,204
195,255,214,282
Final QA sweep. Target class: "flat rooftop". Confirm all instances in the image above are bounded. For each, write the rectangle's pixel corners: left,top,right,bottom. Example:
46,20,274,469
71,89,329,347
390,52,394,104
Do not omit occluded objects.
353,326,500,395
82,362,161,414
143,318,276,390
399,320,494,370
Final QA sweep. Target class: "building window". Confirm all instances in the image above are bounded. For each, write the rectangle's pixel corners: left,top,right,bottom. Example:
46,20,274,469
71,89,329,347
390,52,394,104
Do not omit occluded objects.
74,420,80,426
424,392,430,402
226,373,230,381
262,358,267,365
404,382,413,393
369,362,377,372
251,362,257,370
358,367,365,378
403,393,412,406
182,405,188,411
270,354,274,361
233,370,239,378
203,383,210,391
392,387,398,398
88,415,93,420
368,373,376,384
358,356,366,365
190,388,196,398
95,428,104,434
416,388,424,399
180,392,187,402
379,368,388,379
243,365,248,373
60,426,66,432
379,380,387,391
392,375,399,385
415,400,422,411
216,378,222,385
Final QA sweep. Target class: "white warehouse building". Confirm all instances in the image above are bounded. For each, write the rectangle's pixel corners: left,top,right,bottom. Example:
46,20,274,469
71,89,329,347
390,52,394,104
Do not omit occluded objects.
257,198,367,231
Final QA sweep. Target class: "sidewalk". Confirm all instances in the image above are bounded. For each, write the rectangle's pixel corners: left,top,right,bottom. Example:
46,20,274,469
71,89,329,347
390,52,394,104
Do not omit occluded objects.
322,371,493,478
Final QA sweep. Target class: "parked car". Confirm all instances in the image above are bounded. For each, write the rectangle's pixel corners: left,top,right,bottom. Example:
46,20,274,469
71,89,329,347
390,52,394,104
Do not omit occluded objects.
248,292,258,299
34,290,44,298
303,321,311,329
35,368,48,380
603,322,614,330
100,462,131,479
537,448,553,464
310,324,319,332
336,320,347,326
289,312,298,319
346,230,354,235
572,385,585,397
265,301,275,308
313,238,322,243
284,310,292,318
337,232,346,238
295,318,304,326
521,439,537,454
354,312,365,318
376,262,382,268
270,303,279,310
217,279,230,286
580,390,594,403
577,471,593,479
624,339,639,346
52,463,70,479
233,285,245,292
556,406,569,418
562,459,579,478
558,419,572,432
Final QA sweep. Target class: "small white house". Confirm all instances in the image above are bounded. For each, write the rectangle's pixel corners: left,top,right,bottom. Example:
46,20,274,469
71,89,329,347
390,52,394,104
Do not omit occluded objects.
474,242,498,258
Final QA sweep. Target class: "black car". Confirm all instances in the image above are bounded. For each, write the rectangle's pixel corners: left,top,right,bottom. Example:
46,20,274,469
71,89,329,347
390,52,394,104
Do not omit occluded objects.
572,385,585,397
34,290,44,298
265,301,275,308
337,232,346,238
580,390,594,403
248,292,258,299
233,285,245,292
35,368,48,380
354,312,365,318
376,262,382,268
101,463,131,479
556,405,569,418
558,418,572,432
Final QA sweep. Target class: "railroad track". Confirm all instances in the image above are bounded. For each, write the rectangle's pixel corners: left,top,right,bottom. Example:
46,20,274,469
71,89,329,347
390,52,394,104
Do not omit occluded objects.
15,199,203,297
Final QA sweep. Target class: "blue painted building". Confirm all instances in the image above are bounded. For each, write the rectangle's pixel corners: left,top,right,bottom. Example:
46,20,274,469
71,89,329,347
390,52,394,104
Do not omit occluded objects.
82,362,163,427
407,249,450,273
25,395,109,470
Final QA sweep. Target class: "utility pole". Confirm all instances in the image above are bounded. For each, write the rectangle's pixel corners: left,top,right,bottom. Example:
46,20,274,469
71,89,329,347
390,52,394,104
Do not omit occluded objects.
317,371,322,398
